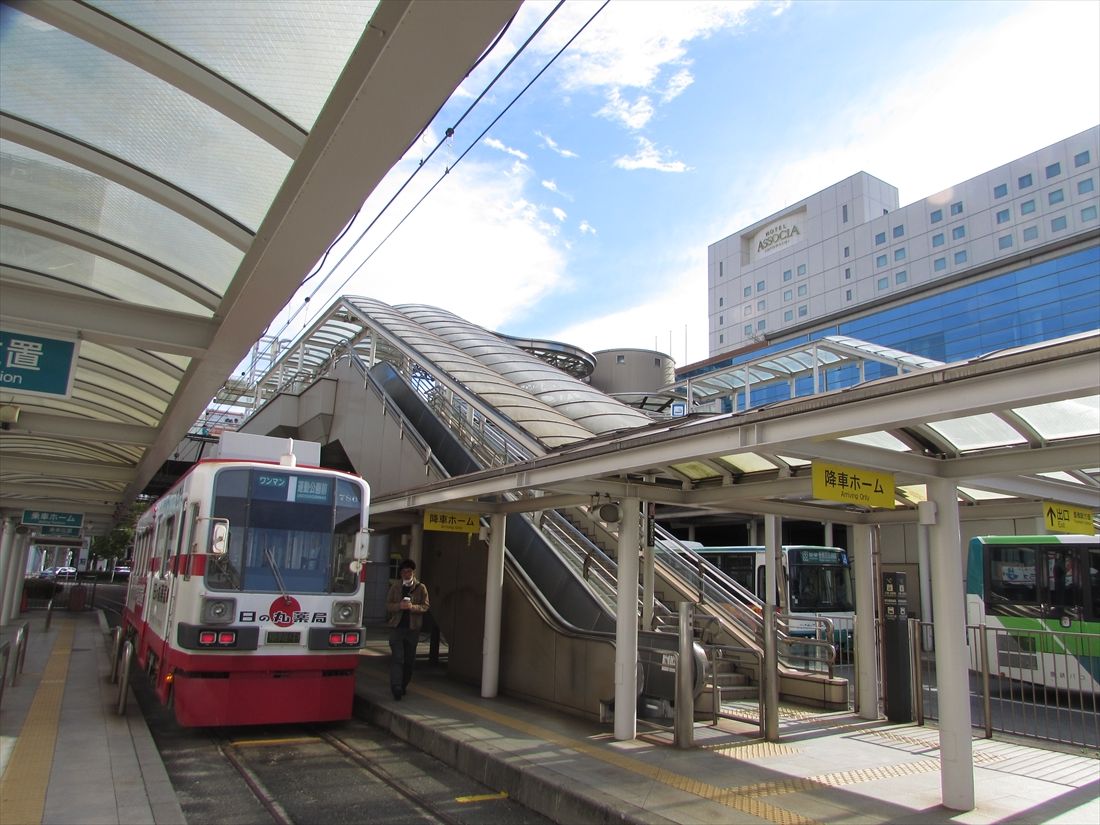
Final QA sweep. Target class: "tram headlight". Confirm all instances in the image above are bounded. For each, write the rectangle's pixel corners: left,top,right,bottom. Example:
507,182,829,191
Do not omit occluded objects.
332,600,361,627
201,597,236,625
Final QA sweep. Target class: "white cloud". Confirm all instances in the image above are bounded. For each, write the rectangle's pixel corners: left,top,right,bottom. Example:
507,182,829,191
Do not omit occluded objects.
552,207,567,222
661,69,694,103
484,137,528,160
551,247,710,366
614,137,691,173
536,130,579,158
579,220,596,236
313,157,566,331
597,88,656,130
541,179,559,193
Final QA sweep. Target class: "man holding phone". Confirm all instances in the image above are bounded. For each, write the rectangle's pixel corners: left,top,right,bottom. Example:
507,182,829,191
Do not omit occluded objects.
386,559,430,700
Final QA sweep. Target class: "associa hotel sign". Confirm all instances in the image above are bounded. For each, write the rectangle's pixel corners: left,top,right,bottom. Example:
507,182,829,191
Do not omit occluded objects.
751,212,805,262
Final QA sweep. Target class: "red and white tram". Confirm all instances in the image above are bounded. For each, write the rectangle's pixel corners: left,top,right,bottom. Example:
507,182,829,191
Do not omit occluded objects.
120,438,370,727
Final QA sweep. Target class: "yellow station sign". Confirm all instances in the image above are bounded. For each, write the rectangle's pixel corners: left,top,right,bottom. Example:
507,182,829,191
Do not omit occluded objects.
1042,500,1095,534
423,509,480,534
812,461,895,508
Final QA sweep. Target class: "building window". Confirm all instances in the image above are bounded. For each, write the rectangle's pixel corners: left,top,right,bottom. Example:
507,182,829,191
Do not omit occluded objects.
895,270,908,285
950,201,963,215
1019,172,1033,189
893,224,904,238
797,306,807,317
996,208,1010,224
719,315,724,324
1075,150,1091,167
932,232,945,247
784,309,793,322
757,320,766,331
797,263,806,276
930,208,943,223
875,254,887,267
993,182,1008,198
894,248,906,261
718,261,723,277
845,289,853,301
757,280,766,292
654,357,661,367
934,257,946,271
877,276,889,290
1045,162,1061,179
843,245,850,257
718,296,724,306
783,289,792,301
744,286,752,297
719,334,724,344
842,204,848,223
844,267,851,279
797,284,807,297
757,299,766,311
1020,199,1036,214
1082,205,1098,222
616,354,625,364
744,306,751,316
952,226,966,240
875,231,886,245
1078,178,1095,194
998,234,1013,250
1023,225,1039,241
1048,189,1064,205
954,250,968,264
1051,215,1067,232
744,325,752,336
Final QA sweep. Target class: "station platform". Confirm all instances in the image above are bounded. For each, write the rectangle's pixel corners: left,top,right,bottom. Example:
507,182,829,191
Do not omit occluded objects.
1,609,1097,825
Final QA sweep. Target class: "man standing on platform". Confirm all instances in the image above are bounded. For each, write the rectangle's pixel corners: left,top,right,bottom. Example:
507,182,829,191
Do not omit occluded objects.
386,559,429,700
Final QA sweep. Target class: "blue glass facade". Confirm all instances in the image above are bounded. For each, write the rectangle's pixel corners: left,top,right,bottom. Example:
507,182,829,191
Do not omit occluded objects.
689,245,1100,410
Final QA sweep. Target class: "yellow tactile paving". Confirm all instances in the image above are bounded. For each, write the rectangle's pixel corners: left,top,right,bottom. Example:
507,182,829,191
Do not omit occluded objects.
0,620,74,825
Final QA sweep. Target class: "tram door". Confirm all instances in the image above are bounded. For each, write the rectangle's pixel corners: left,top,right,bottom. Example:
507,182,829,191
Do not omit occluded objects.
1042,548,1084,632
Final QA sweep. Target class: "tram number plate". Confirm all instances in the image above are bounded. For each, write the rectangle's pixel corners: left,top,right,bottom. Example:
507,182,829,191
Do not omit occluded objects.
266,631,302,645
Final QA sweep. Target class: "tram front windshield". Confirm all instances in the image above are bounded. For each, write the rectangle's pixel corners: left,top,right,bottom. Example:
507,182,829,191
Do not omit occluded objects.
788,549,854,612
206,468,363,594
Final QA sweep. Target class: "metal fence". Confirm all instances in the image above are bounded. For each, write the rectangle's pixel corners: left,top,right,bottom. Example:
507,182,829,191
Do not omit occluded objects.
914,620,1099,751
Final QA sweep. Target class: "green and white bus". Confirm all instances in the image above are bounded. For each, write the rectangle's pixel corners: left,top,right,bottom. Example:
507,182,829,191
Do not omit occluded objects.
965,534,1100,693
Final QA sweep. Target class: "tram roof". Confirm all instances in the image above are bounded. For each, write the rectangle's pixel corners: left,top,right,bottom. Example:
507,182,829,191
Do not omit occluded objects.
0,1,520,533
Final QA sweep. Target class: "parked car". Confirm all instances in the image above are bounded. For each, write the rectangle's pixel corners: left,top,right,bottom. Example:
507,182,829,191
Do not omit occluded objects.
37,566,77,580
113,565,131,580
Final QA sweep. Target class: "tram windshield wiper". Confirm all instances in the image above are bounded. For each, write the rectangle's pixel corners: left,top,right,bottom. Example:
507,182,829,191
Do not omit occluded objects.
265,547,291,605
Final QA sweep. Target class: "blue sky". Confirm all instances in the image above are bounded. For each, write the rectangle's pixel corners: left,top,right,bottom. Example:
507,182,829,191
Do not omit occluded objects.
272,0,1100,367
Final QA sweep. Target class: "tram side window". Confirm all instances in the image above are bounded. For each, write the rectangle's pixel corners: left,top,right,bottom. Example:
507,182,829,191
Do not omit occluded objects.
156,515,176,576
1045,550,1081,612
987,547,1037,608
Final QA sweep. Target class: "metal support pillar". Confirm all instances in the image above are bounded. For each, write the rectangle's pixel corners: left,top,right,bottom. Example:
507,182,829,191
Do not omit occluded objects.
481,513,505,698
926,478,975,811
762,514,780,741
614,497,640,741
853,523,879,719
916,514,934,651
642,540,655,630
674,601,694,748
0,518,18,626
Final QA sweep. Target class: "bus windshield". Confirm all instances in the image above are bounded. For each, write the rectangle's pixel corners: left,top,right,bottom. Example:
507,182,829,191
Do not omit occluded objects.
206,468,363,594
788,549,854,612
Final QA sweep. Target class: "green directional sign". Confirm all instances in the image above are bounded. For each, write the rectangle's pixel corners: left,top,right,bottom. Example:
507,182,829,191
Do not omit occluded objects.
36,525,83,538
0,328,78,399
21,510,84,529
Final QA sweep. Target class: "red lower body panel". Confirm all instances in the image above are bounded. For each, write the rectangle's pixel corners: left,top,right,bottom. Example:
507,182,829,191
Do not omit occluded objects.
172,667,356,727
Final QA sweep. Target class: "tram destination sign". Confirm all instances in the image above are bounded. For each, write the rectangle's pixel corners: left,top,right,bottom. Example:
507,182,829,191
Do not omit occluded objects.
35,525,83,538
0,328,78,399
21,510,84,529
